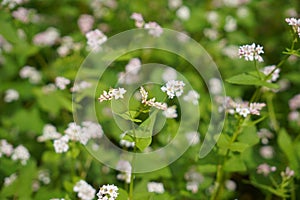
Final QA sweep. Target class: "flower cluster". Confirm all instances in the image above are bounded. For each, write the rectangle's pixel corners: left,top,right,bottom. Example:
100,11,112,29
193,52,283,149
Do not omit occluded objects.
119,132,135,148
55,76,71,90
4,173,17,186
97,184,119,200
33,27,60,46
257,128,274,145
257,163,276,176
118,58,142,84
116,160,132,184
183,90,200,105
73,180,96,200
285,18,300,38
85,29,107,51
78,14,94,34
261,65,280,83
288,93,300,123
280,167,295,180
147,182,165,194
70,81,92,92
184,167,204,193
131,13,163,37
225,97,266,117
19,65,42,84
37,124,62,142
140,86,167,110
0,140,30,165
4,89,19,103
238,43,264,62
1,0,28,9
163,106,178,118
161,80,185,99
57,36,82,57
98,87,127,102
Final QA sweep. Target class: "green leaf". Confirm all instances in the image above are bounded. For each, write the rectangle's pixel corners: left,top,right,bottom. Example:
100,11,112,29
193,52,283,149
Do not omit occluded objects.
224,156,247,172
229,142,249,153
113,111,142,122
238,126,259,147
226,73,279,89
116,188,128,200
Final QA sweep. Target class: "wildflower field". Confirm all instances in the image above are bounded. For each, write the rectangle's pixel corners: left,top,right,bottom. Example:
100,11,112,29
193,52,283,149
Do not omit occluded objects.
1,0,300,199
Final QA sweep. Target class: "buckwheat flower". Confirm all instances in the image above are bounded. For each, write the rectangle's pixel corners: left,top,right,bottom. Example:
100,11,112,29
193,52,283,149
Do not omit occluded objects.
161,80,185,99
289,111,299,121
186,181,199,193
281,167,295,179
0,139,14,157
168,0,182,10
224,16,237,32
176,6,190,21
11,145,30,165
257,129,273,145
98,88,126,102
147,182,165,194
225,180,237,191
183,90,200,105
184,168,204,193
289,94,300,110
78,14,94,33
249,102,266,115
1,0,28,9
4,89,19,103
71,81,92,92
57,36,74,57
4,173,17,186
0,35,13,52
97,184,119,200
74,180,96,200
257,163,276,176
37,124,62,142
55,76,70,90
116,160,132,184
139,87,167,110
185,131,200,146
33,27,60,46
209,78,222,95
203,28,219,40
130,13,144,28
238,43,264,62
125,58,141,75
82,121,103,139
259,146,274,159
163,106,178,118
120,133,135,148
162,68,177,82
285,18,300,38
42,83,57,94
64,122,82,141
261,65,280,82
222,45,239,59
12,7,30,23
86,29,107,51
144,22,163,37
53,135,69,153
38,170,51,184
235,104,250,117
206,11,219,27
19,65,41,84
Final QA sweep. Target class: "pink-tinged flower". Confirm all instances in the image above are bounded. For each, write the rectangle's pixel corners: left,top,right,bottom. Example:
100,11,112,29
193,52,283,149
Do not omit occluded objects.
139,87,167,110
249,102,266,115
78,14,94,33
259,146,274,159
286,18,300,38
130,12,144,28
144,22,163,37
261,65,280,82
289,94,300,110
98,88,126,102
257,129,273,145
183,90,200,105
257,163,276,176
73,180,96,200
281,167,295,179
0,139,14,157
238,43,264,62
1,0,28,9
12,7,30,23
85,29,107,51
33,27,60,46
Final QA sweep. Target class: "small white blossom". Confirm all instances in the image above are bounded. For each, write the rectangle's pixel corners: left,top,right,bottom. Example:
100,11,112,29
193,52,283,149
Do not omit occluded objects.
98,88,127,102
78,14,94,33
163,106,178,118
186,181,199,193
116,160,132,184
4,89,19,103
285,18,300,38
4,173,17,186
97,184,119,200
225,180,236,191
224,16,237,32
225,97,266,117
168,0,182,10
147,182,165,194
144,22,163,37
19,66,41,84
185,131,200,146
55,76,71,90
125,58,141,75
0,139,14,157
259,146,274,159
261,65,280,82
257,163,276,176
130,13,144,28
71,81,92,92
37,124,61,142
33,27,60,46
1,0,28,9
38,170,51,185
281,167,295,179
161,80,185,99
85,29,107,51
209,78,222,95
203,28,219,40
183,90,200,105
238,43,264,62
73,180,96,200
162,68,177,82
11,145,30,165
257,129,273,145
12,7,31,23
120,133,135,148
53,135,69,153
176,6,190,21
139,87,167,110
184,168,204,194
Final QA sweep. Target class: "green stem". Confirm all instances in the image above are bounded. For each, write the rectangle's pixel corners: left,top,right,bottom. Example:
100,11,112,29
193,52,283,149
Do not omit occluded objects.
254,59,263,80
265,193,272,200
266,94,279,132
128,113,137,200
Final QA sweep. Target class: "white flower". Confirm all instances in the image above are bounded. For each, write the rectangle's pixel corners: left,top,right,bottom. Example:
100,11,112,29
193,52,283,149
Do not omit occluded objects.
1,0,28,9
11,145,30,165
116,160,132,184
0,139,14,157
236,106,250,117
147,182,165,194
209,78,222,95
37,124,61,142
238,43,264,62
85,29,107,51
125,58,141,75
259,146,274,159
53,135,69,153
55,76,71,90
97,184,119,200
73,180,96,200
12,7,30,23
183,90,200,105
120,133,135,148
19,65,41,84
185,131,200,146
249,102,266,115
224,16,237,32
206,11,219,27
80,121,103,145
98,88,127,102
4,173,17,186
286,18,300,38
225,97,266,117
38,170,51,184
71,81,92,92
260,65,280,82
186,181,199,193
33,27,60,46
225,180,236,191
144,22,163,37
176,6,190,21
257,163,276,176
168,0,182,10
203,28,219,40
139,87,167,110
130,13,144,28
64,122,82,141
163,106,178,118
162,68,177,82
161,80,185,99
4,89,19,103
257,129,273,145
281,167,295,179
78,14,94,33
